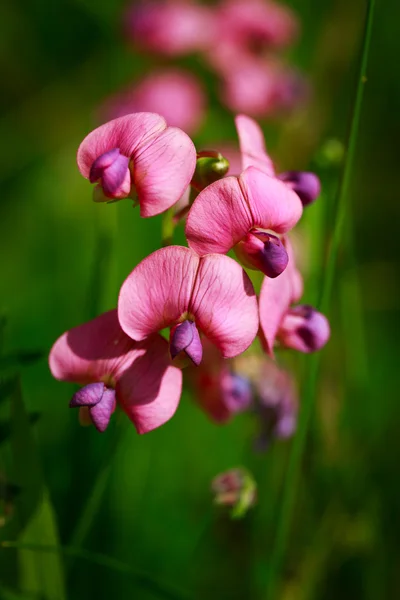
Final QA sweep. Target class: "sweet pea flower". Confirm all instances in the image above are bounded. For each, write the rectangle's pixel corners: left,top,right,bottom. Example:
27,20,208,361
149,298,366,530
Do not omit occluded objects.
77,113,196,217
98,70,206,135
118,246,259,367
216,0,298,52
49,310,182,434
187,340,252,423
185,116,303,278
259,238,330,355
124,0,216,57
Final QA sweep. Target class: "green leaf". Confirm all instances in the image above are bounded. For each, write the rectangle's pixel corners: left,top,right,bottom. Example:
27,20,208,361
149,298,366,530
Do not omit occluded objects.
10,381,66,600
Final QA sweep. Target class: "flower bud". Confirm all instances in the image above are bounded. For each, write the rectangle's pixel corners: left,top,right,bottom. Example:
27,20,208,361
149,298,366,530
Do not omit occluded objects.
234,229,288,278
70,382,116,432
278,171,320,206
211,468,257,519
191,151,230,191
89,147,131,199
278,304,330,353
169,320,203,367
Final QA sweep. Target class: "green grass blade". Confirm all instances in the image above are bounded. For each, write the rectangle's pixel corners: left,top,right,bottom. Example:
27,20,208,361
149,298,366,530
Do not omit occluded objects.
265,1,376,596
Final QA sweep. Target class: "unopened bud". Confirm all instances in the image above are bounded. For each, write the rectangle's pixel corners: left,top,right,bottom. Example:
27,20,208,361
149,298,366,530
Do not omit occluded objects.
211,467,257,519
191,151,230,191
278,171,320,207
169,320,203,367
234,229,288,278
278,304,330,353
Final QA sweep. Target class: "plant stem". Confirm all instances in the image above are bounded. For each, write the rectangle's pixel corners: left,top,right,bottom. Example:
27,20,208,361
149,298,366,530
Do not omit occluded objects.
265,1,376,596
161,208,175,247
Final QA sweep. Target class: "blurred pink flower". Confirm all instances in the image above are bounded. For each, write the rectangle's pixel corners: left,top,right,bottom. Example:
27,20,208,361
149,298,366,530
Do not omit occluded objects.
49,310,182,434
99,69,206,135
118,246,259,366
124,0,216,56
216,0,298,51
77,113,196,217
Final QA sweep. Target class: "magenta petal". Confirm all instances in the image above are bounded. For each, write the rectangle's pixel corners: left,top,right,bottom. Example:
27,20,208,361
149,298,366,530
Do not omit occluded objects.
235,114,275,176
70,382,105,407
240,167,303,234
186,175,253,255
117,335,182,434
89,148,121,182
258,267,294,356
118,246,199,341
77,113,167,178
278,171,321,206
133,126,196,217
278,305,330,353
190,254,259,358
89,387,116,433
101,153,131,198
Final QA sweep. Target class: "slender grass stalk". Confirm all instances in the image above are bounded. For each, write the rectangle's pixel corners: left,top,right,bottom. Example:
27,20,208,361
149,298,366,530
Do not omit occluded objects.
1,542,191,600
265,1,376,596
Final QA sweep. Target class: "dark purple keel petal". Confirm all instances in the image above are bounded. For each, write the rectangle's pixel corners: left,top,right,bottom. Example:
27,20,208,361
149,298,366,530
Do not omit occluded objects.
221,372,252,413
90,148,122,182
170,320,203,367
89,387,116,433
70,382,105,408
234,230,288,278
278,171,321,207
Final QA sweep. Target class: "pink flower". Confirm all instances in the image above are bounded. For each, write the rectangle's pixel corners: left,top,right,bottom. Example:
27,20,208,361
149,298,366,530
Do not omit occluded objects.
77,113,196,217
259,238,330,355
98,69,206,135
124,0,216,56
118,246,259,366
185,116,303,278
216,0,298,51
49,310,182,434
187,341,252,423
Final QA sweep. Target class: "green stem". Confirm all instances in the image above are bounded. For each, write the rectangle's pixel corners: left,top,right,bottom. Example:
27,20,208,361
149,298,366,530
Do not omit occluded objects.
265,1,376,596
161,208,175,247
1,541,190,600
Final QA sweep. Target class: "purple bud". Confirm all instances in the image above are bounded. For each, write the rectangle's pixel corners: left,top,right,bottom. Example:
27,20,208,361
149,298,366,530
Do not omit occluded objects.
89,147,131,199
221,372,252,413
234,229,288,278
70,382,116,433
278,171,321,206
169,320,203,367
278,304,330,353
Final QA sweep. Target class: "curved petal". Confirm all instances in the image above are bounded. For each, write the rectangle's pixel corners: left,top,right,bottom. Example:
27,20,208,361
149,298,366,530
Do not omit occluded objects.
118,246,199,341
258,269,293,356
186,176,253,255
117,334,182,434
235,114,275,176
190,254,258,357
133,126,196,217
240,167,303,234
77,113,167,178
49,310,135,384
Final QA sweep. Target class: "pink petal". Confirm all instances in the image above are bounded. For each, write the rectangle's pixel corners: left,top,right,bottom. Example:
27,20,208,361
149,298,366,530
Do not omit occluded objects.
190,254,258,357
258,267,294,357
240,166,303,233
117,334,182,434
118,246,199,341
186,175,253,255
49,310,135,384
77,113,167,178
133,126,196,217
235,114,275,176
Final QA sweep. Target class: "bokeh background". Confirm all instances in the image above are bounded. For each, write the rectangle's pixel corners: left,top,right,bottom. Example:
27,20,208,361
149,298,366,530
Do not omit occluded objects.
1,0,399,598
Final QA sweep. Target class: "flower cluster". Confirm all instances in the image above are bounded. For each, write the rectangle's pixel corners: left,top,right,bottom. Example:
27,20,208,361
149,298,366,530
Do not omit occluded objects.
101,0,305,132
49,111,329,440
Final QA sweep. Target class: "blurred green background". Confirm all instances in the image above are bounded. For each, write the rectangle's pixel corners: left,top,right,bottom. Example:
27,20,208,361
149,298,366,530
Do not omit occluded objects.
1,0,399,598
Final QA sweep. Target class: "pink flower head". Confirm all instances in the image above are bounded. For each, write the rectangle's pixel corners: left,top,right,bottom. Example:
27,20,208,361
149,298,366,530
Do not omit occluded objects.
187,341,252,423
99,69,206,135
259,238,330,355
118,246,259,367
185,116,303,278
49,310,182,434
216,0,298,52
77,113,196,217
124,0,216,56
